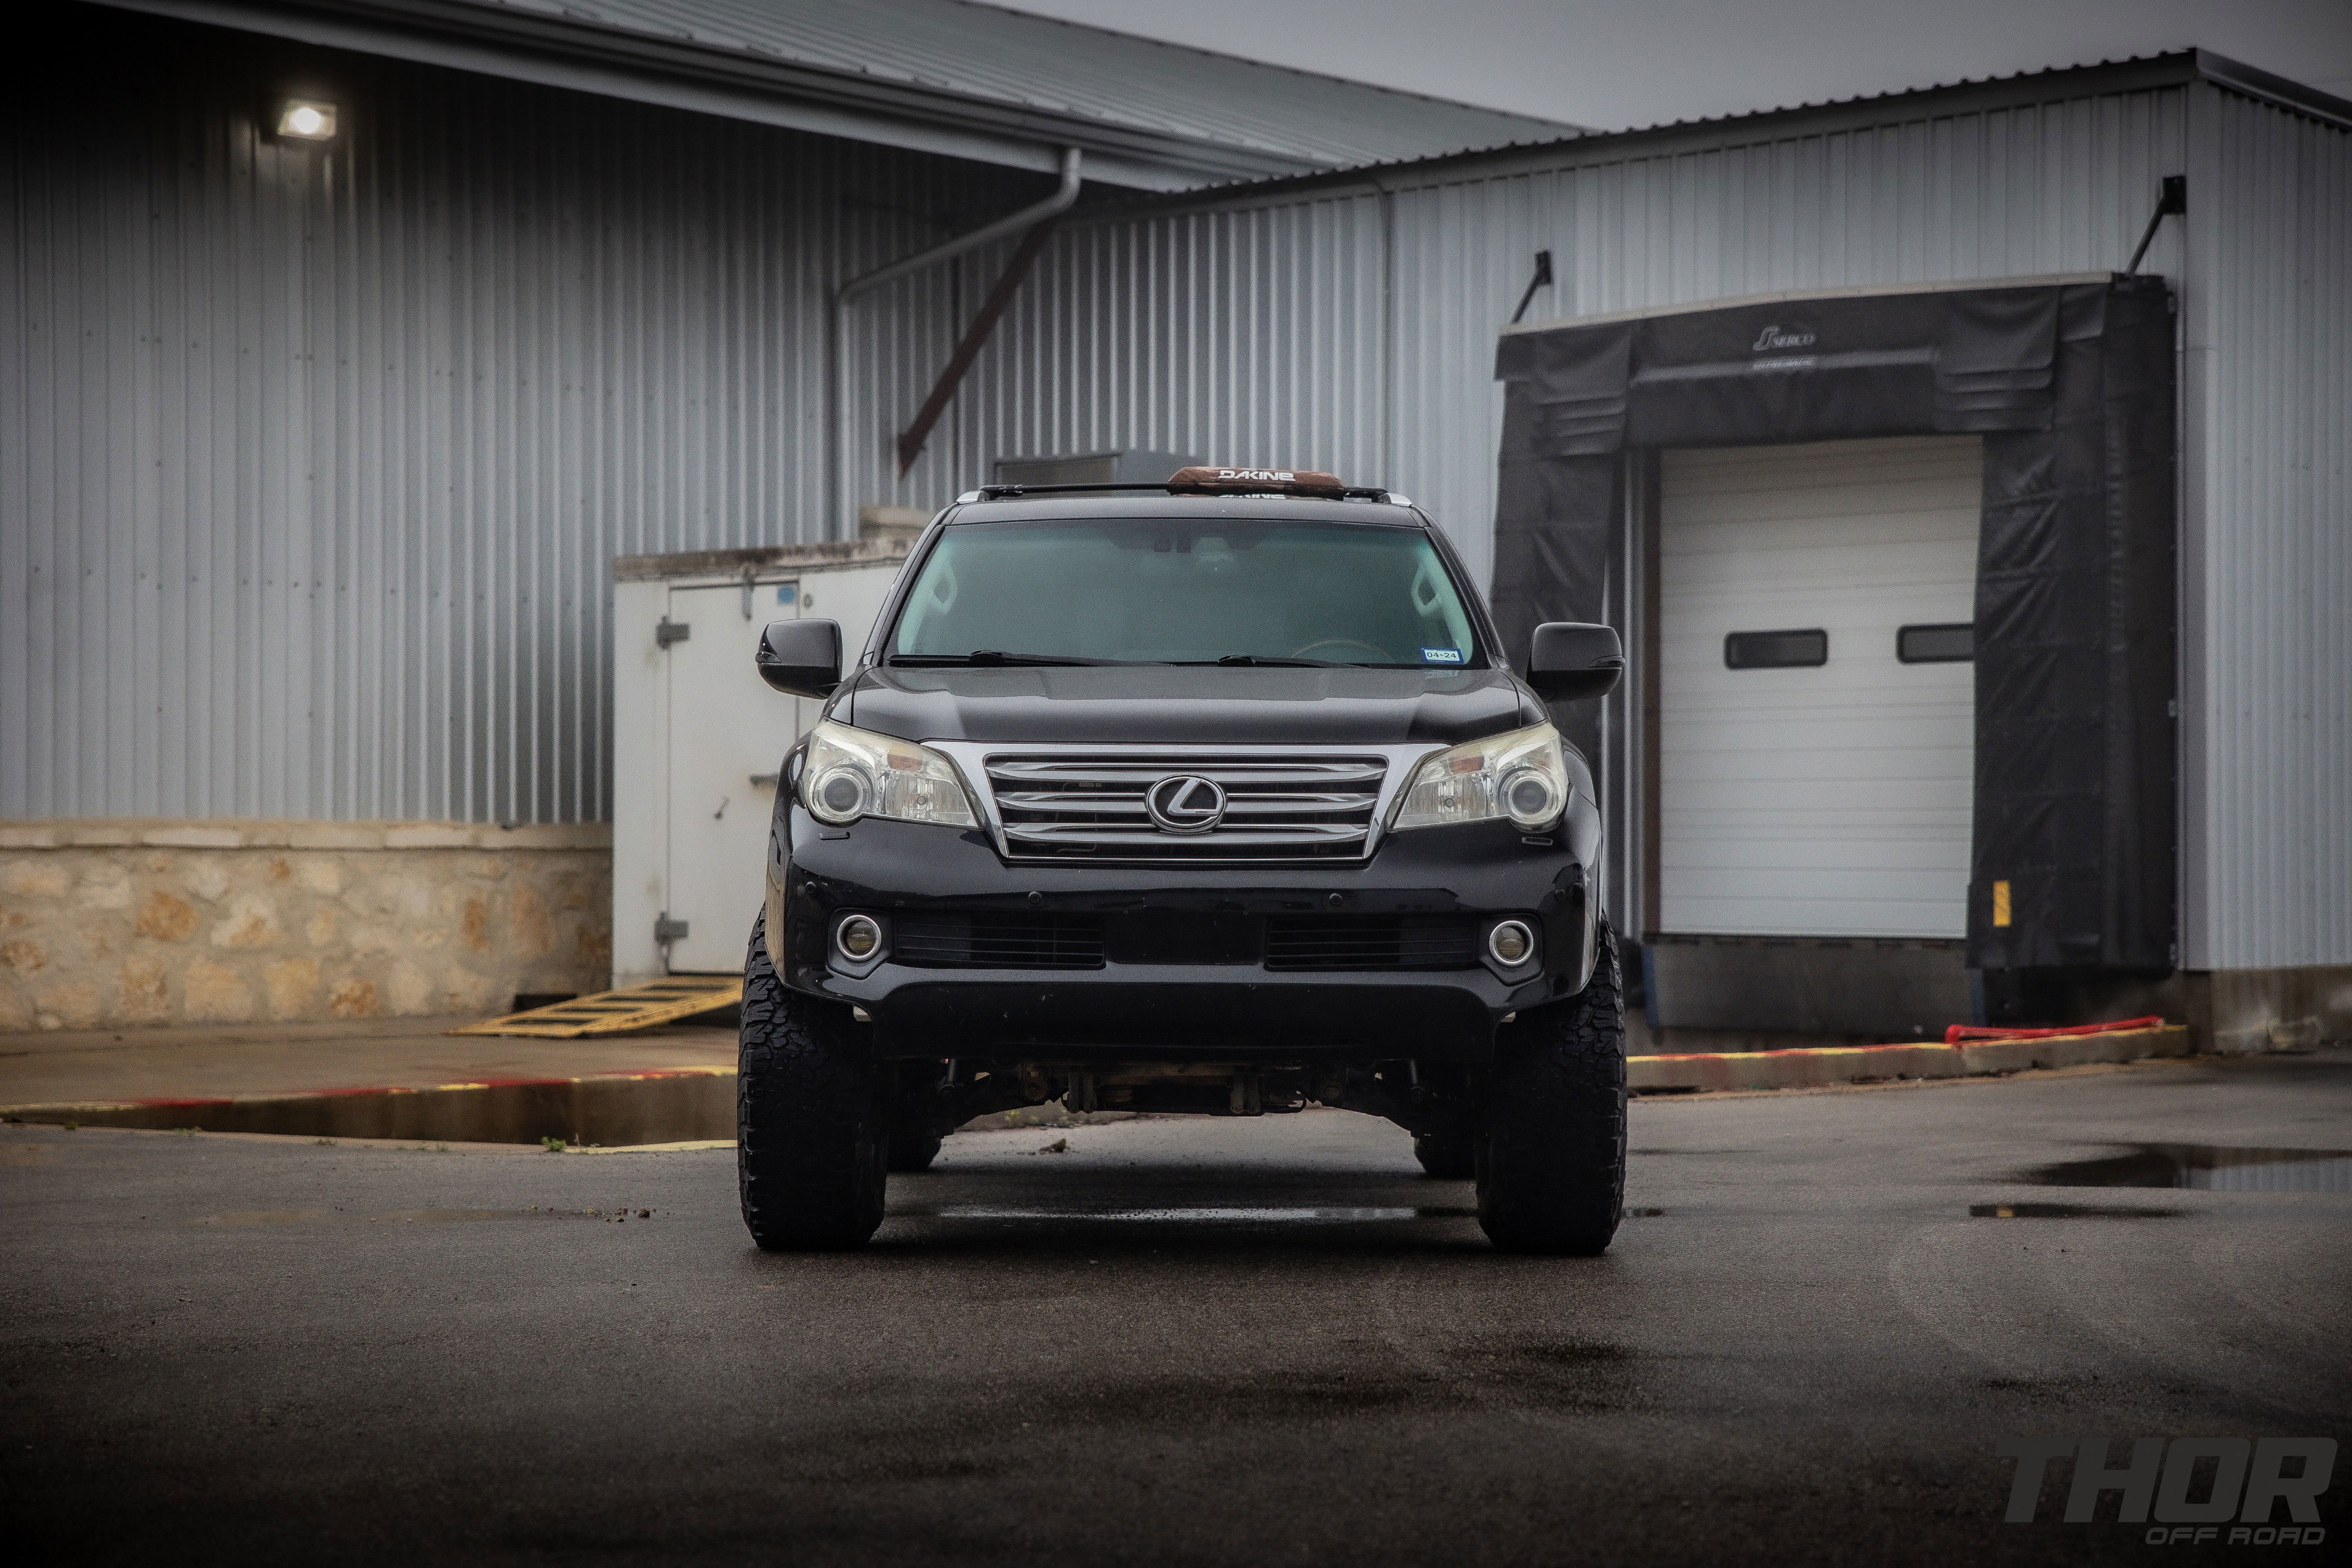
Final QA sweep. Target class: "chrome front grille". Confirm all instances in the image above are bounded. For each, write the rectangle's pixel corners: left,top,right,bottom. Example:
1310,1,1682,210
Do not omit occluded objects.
983,754,1388,861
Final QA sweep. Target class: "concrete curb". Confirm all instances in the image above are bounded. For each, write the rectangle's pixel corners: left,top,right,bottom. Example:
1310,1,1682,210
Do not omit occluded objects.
1628,1024,2193,1092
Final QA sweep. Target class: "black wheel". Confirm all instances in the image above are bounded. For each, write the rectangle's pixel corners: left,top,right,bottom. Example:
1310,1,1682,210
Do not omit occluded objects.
738,912,888,1250
1475,918,1627,1255
1411,1131,1476,1179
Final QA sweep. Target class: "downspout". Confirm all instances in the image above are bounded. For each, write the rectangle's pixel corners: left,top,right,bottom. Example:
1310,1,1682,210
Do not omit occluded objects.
829,147,1083,537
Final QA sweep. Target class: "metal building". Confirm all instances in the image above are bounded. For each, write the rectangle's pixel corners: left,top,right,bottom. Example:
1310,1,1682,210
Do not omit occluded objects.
3,4,2345,1049
0,0,1568,1029
946,53,2352,1048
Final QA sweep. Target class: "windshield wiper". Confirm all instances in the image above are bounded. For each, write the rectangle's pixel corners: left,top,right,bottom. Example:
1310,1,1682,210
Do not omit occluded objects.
888,650,1117,667
1173,654,1347,668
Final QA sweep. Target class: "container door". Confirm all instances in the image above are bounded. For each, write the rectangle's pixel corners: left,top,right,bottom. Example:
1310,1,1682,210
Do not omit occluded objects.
663,580,806,972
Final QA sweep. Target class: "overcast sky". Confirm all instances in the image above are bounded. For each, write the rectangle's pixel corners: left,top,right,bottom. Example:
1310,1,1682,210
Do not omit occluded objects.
988,0,2352,132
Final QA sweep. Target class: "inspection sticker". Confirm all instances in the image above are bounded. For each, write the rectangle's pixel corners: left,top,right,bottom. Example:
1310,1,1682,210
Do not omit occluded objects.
1421,647,1464,664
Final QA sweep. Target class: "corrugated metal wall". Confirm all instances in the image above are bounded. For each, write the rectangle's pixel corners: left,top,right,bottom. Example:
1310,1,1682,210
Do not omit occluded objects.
939,80,2209,950
2185,88,2352,969
941,197,1394,506
887,78,2346,973
11,19,2345,974
0,9,1023,824
949,85,2193,592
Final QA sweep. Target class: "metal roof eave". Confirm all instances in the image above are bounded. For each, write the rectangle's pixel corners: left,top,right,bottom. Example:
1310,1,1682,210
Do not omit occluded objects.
86,0,1332,190
2191,48,2352,133
1063,49,2352,224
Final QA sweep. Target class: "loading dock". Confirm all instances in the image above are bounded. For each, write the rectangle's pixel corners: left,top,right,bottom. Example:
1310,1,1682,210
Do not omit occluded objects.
1494,276,2177,1037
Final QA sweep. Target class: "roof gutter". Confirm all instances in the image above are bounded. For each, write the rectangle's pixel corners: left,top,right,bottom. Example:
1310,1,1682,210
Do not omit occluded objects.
830,148,1085,537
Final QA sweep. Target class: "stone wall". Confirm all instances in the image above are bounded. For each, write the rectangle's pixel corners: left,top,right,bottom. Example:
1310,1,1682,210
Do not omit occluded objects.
0,821,612,1031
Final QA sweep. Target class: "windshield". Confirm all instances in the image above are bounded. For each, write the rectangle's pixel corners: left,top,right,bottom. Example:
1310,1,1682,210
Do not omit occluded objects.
886,518,1484,668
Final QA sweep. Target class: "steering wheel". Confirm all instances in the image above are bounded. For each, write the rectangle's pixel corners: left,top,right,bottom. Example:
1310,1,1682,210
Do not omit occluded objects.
1291,638,1392,664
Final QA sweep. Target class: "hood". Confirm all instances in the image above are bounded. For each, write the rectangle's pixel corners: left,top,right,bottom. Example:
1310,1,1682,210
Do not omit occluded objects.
838,664,1544,747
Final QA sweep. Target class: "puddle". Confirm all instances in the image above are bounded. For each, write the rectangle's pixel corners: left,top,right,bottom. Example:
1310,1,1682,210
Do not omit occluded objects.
1969,1202,2187,1219
2024,1144,2352,1193
14,1071,734,1147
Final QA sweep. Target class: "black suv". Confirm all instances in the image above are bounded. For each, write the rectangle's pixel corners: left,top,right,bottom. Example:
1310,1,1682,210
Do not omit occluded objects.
741,469,1626,1253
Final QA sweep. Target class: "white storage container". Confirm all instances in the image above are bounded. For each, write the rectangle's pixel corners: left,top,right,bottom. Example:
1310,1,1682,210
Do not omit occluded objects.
611,540,914,982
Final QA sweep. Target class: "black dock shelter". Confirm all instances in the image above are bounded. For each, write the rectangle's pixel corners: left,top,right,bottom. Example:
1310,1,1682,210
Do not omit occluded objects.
1490,276,2177,995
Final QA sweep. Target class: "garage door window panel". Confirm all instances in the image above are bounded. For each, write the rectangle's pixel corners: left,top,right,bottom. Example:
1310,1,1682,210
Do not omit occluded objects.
1724,628,1828,668
1897,623,1975,663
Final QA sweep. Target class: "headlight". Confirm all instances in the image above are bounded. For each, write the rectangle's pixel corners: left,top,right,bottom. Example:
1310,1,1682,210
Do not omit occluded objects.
800,720,976,829
1390,722,1571,833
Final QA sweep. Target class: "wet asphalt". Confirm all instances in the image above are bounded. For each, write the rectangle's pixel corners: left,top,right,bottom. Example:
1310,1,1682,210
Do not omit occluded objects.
4,1049,2348,1567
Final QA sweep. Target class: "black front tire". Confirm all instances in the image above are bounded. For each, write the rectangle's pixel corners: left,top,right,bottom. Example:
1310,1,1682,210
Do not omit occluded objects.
1474,918,1628,1255
1412,1131,1476,1179
738,912,888,1250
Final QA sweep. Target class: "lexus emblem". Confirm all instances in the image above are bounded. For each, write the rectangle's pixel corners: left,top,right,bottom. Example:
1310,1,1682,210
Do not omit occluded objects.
1145,774,1227,834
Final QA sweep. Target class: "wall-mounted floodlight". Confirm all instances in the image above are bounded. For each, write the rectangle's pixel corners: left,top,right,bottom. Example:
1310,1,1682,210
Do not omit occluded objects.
276,100,337,140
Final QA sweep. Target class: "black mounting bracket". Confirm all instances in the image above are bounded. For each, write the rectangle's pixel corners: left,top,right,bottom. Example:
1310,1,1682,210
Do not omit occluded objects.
1510,249,1555,325
2126,175,2187,275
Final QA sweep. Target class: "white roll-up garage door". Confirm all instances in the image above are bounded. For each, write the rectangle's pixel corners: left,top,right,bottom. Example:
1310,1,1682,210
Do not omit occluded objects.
1658,435,1982,938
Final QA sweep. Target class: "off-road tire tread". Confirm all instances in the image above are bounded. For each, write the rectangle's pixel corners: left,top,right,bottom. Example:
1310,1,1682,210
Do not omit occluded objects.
737,912,887,1249
1475,919,1627,1255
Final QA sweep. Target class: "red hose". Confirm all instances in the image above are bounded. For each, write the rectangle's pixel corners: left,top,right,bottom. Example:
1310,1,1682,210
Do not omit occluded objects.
1944,1014,2165,1045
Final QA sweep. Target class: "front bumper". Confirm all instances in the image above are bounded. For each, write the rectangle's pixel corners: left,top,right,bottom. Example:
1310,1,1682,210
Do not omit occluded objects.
766,807,1599,1062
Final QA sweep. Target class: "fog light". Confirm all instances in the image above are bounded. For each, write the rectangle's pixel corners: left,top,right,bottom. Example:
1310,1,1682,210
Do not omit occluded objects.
277,99,338,140
836,914,881,962
1488,920,1535,966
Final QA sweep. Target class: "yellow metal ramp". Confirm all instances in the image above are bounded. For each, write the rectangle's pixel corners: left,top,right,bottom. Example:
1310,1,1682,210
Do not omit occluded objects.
447,977,743,1039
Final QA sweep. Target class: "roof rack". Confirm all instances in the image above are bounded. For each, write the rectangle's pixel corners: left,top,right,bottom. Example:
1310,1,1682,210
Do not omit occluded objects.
960,481,1401,503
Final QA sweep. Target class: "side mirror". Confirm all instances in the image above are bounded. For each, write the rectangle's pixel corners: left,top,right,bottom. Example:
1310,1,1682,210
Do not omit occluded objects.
757,618,842,699
1527,621,1624,701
